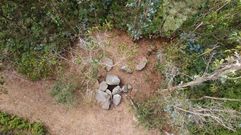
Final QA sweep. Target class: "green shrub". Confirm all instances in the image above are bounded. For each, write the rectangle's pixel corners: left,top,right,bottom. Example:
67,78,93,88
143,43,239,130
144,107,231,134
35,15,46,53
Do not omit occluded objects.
1,0,225,80
145,1,241,134
134,93,241,135
176,0,241,108
182,0,241,50
16,51,58,81
134,97,166,130
0,112,46,135
189,123,241,135
0,0,109,80
51,80,76,105
125,0,205,40
107,0,129,30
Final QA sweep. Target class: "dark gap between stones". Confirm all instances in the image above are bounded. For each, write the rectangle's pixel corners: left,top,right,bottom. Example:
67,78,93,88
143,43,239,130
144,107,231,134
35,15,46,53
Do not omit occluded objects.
107,85,117,92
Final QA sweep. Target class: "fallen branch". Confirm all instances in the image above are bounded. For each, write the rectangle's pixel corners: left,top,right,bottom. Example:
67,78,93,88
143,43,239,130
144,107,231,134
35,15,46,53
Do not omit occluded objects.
160,57,241,94
200,96,241,102
174,105,237,132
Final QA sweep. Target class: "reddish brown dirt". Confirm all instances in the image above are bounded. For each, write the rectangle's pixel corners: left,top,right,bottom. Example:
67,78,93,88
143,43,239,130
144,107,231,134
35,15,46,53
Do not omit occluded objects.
94,30,164,100
0,71,160,135
0,31,164,135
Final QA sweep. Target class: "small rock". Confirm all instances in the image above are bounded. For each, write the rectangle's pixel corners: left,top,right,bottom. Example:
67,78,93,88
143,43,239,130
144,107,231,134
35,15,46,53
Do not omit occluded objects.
120,65,133,74
127,84,133,90
102,58,114,71
136,57,148,71
95,90,109,103
105,89,112,95
113,94,122,106
112,86,121,95
101,100,111,110
95,90,111,110
106,74,120,85
121,84,132,93
121,85,128,93
99,81,108,91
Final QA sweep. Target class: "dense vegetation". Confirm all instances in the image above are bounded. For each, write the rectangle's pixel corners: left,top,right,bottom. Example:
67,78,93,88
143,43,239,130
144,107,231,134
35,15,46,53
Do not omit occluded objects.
135,0,241,134
0,0,110,80
0,112,46,135
0,0,240,134
0,0,217,80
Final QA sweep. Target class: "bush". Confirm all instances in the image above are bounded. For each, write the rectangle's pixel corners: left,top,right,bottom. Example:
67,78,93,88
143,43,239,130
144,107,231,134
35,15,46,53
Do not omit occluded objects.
0,0,220,80
51,80,76,105
107,0,129,30
134,93,241,135
189,123,241,135
140,1,241,134
0,0,109,80
135,97,166,130
125,0,205,40
176,0,241,108
16,51,59,81
0,112,46,135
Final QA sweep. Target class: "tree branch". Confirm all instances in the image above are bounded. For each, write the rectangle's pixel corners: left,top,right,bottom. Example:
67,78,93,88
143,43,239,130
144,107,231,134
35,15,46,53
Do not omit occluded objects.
160,59,241,94
174,105,237,132
201,96,241,102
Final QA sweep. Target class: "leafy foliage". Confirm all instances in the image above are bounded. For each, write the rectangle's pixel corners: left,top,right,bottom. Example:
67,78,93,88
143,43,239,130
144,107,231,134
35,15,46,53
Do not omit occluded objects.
189,125,241,135
135,97,166,130
1,1,241,134
0,0,217,80
16,51,59,80
51,80,76,105
107,0,129,30
179,0,241,100
0,112,46,135
125,0,204,39
0,0,109,80
138,0,241,134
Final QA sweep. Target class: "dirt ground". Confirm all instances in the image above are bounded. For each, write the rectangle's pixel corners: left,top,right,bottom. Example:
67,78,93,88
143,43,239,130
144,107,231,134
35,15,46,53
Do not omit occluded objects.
94,30,164,100
0,31,164,135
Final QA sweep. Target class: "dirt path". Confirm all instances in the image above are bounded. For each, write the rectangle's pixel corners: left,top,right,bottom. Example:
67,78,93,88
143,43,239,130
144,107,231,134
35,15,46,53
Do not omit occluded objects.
0,71,158,135
0,31,163,135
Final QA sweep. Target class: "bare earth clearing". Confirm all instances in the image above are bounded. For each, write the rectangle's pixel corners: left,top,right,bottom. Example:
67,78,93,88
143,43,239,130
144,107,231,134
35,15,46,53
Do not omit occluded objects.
0,31,164,135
